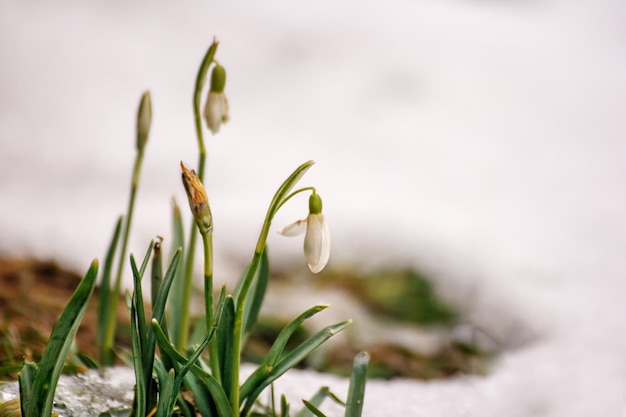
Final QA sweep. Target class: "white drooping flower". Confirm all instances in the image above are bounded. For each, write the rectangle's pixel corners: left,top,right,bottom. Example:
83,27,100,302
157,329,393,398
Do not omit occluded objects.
279,193,330,273
203,63,229,134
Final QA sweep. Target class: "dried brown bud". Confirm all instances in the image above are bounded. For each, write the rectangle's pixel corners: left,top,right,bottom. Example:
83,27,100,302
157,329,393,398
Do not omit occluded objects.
180,162,212,234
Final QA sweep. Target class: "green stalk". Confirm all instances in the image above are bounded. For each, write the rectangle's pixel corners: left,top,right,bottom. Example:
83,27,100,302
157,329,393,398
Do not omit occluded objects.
178,41,218,351
229,160,315,416
200,228,221,382
102,148,145,365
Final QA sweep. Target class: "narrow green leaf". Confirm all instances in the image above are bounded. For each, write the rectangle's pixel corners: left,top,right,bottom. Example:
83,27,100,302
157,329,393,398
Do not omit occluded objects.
151,239,164,306
240,305,329,402
155,369,176,417
134,247,181,415
217,296,235,397
184,372,217,417
98,216,123,363
168,199,186,345
18,360,37,417
130,253,148,365
344,352,369,417
295,387,330,417
75,352,99,370
265,305,328,366
268,161,315,221
302,400,328,417
233,248,269,336
26,260,98,417
280,394,290,417
151,320,232,417
129,289,146,417
240,320,351,416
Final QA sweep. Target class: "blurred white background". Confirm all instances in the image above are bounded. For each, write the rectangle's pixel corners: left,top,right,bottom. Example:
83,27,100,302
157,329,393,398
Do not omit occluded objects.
0,1,625,416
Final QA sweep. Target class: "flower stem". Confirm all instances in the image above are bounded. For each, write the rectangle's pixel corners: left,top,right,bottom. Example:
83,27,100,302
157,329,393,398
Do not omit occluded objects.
229,161,315,415
102,148,144,364
177,41,218,351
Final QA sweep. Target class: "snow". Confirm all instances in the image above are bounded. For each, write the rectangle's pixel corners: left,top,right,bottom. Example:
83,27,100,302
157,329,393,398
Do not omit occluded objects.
1,0,625,416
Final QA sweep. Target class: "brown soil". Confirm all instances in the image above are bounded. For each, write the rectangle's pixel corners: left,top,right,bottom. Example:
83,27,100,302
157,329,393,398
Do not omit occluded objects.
0,257,129,378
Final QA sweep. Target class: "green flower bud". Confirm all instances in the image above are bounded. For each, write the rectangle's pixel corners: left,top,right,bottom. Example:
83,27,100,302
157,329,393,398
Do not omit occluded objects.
136,90,152,152
210,64,226,93
309,192,323,214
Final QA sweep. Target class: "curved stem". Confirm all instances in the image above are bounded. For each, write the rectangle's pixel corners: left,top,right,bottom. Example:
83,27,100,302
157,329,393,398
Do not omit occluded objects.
229,161,315,415
275,186,316,213
178,41,218,351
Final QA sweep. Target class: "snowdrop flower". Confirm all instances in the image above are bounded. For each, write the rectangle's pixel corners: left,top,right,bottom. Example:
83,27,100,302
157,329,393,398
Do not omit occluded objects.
203,63,229,134
279,192,330,273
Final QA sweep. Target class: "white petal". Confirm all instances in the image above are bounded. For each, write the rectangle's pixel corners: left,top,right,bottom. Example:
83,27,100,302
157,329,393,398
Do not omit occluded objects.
203,92,228,134
278,218,307,236
303,213,330,273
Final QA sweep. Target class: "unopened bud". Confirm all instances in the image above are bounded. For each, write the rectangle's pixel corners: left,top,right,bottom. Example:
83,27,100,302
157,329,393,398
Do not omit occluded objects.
309,193,323,215
210,64,226,93
180,162,213,234
136,90,152,152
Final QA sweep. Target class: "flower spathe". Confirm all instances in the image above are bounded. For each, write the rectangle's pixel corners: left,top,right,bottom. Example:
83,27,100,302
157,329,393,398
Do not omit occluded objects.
279,193,330,274
180,162,213,234
203,63,229,134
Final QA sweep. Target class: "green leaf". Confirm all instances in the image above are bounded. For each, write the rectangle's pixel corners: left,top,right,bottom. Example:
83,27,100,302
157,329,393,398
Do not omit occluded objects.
240,320,350,417
233,248,269,337
18,360,37,417
155,369,176,417
295,387,330,417
344,352,369,417
216,296,235,396
265,305,328,366
301,400,328,417
268,161,315,221
168,200,186,346
240,304,329,402
151,239,164,306
129,289,146,417
280,394,290,417
98,216,123,364
24,260,98,417
184,372,217,417
151,320,232,417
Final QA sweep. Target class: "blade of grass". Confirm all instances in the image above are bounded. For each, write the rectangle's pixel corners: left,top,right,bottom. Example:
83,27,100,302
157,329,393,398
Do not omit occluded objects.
24,260,98,417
